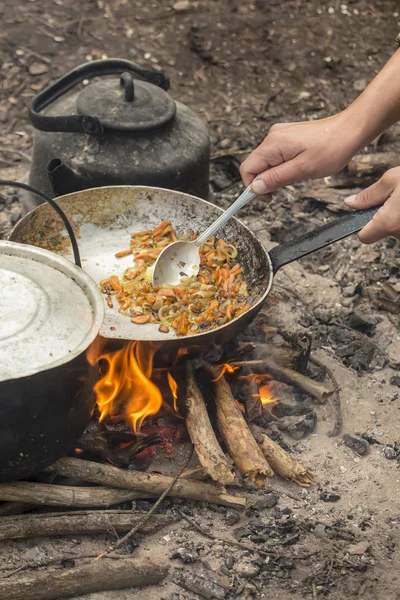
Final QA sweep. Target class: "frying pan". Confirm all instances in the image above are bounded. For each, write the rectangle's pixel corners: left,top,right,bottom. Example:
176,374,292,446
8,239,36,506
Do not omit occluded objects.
9,185,378,353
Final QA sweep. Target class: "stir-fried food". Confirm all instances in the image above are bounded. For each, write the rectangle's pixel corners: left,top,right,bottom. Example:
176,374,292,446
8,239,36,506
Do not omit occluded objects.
100,220,250,336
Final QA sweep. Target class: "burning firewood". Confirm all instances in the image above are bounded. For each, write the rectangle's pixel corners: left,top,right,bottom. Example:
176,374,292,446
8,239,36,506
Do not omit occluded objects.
250,424,314,487
0,510,175,541
238,366,264,423
47,457,246,508
185,364,236,485
75,426,162,469
0,557,169,600
233,358,332,403
209,366,274,487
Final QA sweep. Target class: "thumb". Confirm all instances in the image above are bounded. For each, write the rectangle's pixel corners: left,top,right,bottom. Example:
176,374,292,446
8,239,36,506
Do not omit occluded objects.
344,172,395,210
251,159,304,195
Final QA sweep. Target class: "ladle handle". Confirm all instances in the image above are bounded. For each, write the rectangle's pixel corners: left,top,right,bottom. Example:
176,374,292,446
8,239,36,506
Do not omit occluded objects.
196,185,256,246
269,204,381,274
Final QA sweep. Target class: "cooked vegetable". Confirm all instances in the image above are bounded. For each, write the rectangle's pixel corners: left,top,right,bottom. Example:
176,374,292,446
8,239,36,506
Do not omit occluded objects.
100,220,250,336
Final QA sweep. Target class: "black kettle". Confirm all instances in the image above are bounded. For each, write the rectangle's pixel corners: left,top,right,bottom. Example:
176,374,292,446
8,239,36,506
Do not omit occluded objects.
26,59,210,212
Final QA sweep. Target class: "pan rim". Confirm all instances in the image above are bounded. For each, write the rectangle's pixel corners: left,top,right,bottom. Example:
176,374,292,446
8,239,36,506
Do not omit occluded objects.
9,185,274,343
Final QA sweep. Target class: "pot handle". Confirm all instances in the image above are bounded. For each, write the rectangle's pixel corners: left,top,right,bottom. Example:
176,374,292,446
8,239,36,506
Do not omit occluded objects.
0,181,81,268
269,205,381,274
29,58,170,135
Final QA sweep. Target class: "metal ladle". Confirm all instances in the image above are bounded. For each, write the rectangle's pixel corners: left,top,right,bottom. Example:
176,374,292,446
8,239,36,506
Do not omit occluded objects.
152,185,256,287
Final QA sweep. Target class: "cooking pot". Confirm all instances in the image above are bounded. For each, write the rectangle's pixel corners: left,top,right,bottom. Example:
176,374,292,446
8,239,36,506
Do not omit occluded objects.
0,239,104,481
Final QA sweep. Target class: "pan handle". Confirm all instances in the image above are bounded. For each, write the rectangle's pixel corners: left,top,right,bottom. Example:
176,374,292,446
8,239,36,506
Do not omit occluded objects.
0,181,81,268
268,205,381,274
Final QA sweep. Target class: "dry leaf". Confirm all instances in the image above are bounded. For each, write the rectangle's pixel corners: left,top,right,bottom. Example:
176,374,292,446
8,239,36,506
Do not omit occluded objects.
173,0,190,11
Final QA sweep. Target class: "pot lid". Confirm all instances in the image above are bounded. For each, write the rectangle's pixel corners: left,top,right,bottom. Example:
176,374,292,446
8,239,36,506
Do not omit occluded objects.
0,241,104,383
76,73,177,132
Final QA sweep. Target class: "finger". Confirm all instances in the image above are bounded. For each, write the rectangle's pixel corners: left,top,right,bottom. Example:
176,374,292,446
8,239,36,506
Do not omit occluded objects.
344,171,396,210
251,158,305,195
240,152,271,186
357,193,400,244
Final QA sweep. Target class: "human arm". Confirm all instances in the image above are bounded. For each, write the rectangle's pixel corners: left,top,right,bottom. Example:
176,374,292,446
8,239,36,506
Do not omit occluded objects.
239,48,400,242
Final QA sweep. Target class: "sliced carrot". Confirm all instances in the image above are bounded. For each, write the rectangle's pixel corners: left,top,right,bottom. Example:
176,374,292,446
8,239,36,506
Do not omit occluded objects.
131,315,151,324
176,312,189,336
173,287,184,298
152,220,170,237
108,275,121,292
230,264,243,275
235,305,250,318
209,299,219,311
124,269,141,280
115,249,132,258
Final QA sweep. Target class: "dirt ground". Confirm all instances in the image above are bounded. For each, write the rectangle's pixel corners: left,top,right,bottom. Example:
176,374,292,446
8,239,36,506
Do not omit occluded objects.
1,0,400,599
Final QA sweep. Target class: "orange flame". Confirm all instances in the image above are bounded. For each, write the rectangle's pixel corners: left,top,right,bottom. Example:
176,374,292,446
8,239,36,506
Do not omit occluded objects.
240,373,278,406
167,372,178,412
93,342,162,432
257,383,277,405
213,363,239,381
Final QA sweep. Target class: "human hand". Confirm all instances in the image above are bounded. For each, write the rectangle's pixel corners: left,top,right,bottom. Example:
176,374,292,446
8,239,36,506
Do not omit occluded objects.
240,112,362,195
344,167,400,243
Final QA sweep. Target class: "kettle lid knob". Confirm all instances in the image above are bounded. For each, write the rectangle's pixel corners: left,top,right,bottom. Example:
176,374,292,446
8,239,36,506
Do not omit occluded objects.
120,72,134,102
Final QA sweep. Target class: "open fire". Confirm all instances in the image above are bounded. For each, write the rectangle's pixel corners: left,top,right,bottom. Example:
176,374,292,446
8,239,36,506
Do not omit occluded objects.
83,332,318,490
91,343,277,437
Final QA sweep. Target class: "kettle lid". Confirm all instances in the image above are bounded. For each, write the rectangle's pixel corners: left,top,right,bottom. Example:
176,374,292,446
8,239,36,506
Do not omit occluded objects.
76,72,176,132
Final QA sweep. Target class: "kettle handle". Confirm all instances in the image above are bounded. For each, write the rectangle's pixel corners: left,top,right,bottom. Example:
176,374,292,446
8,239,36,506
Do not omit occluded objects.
29,59,170,135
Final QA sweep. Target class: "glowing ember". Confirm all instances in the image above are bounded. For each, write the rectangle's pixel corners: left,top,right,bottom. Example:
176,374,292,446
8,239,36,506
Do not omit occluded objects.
257,383,277,405
213,363,239,382
93,342,163,432
167,372,178,412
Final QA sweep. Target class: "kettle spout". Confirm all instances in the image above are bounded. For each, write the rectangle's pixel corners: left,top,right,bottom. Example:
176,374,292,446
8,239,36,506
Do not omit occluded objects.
47,158,86,197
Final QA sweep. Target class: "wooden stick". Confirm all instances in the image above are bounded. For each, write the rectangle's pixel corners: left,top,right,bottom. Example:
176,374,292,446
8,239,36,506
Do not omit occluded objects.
210,367,274,487
0,510,174,542
347,152,399,177
0,483,142,508
250,424,314,487
186,365,236,485
0,557,168,600
232,359,332,403
47,457,246,508
253,343,302,368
